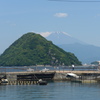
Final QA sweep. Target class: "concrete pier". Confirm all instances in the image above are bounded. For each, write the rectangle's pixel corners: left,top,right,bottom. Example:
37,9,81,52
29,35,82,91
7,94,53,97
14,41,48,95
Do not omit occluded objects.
0,70,100,85
54,70,100,83
0,71,55,85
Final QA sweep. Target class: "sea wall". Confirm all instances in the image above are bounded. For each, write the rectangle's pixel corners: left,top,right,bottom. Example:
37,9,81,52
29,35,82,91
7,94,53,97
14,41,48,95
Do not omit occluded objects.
1,71,100,84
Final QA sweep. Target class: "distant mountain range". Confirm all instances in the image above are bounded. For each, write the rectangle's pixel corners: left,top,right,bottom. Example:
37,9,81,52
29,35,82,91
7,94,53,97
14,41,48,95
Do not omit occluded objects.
59,43,100,64
40,32,100,64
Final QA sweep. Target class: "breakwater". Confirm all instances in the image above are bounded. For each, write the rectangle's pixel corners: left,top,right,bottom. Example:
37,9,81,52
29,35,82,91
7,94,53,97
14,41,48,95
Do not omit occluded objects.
0,70,100,85
54,70,100,83
0,71,55,85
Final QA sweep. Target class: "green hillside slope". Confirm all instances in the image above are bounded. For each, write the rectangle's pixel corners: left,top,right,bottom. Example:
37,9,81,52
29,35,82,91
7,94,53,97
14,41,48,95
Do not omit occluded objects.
0,32,81,66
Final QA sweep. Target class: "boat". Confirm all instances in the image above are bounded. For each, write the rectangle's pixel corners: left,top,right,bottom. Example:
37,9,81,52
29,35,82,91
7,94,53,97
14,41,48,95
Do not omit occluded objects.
27,68,34,72
0,79,8,85
66,73,82,83
38,79,48,85
66,72,80,78
40,68,49,72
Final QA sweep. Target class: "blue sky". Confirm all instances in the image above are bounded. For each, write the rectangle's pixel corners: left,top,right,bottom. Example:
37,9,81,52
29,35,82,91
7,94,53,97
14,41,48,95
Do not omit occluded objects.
0,0,100,53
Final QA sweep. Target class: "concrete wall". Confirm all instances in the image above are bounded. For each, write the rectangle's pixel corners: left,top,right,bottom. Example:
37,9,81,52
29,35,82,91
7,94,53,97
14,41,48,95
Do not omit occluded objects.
6,74,17,81
53,73,67,80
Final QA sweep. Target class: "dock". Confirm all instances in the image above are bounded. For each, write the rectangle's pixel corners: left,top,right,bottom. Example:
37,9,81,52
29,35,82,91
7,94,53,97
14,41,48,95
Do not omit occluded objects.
54,70,100,83
0,71,55,85
0,70,100,85
55,70,100,75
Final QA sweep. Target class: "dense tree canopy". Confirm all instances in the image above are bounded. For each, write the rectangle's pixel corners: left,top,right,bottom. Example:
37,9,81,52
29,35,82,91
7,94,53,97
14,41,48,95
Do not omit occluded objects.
0,32,81,66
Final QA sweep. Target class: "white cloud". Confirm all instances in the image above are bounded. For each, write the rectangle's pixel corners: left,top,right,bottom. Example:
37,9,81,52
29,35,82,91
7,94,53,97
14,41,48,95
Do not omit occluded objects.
54,13,68,18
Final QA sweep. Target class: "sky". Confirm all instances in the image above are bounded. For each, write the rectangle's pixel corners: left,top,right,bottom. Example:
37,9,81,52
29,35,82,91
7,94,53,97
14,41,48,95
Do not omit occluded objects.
0,0,100,53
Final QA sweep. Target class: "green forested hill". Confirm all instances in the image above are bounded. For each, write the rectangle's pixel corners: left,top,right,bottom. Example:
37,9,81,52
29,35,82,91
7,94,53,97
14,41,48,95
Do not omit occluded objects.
0,32,81,66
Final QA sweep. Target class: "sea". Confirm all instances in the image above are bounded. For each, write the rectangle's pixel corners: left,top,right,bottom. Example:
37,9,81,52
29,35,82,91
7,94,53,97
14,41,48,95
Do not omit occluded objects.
0,66,100,100
0,81,100,100
0,65,98,72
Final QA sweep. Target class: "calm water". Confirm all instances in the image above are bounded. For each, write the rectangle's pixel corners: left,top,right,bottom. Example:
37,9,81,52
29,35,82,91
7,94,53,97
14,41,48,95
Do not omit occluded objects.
0,81,100,100
0,65,98,72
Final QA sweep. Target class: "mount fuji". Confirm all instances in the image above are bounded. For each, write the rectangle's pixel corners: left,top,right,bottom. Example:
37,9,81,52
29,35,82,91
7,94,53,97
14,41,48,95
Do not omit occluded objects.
40,32,84,45
40,32,100,64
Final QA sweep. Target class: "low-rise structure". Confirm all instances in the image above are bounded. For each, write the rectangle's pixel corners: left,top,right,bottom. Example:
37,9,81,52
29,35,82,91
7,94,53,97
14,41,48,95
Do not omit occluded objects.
91,61,100,65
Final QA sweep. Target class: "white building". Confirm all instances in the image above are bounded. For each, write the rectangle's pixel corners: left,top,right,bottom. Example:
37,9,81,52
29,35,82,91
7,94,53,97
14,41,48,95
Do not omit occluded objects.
91,61,100,65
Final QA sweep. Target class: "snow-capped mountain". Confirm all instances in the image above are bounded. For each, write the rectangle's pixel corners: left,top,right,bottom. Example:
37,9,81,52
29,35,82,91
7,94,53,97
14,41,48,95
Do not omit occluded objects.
40,32,100,64
40,32,84,45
